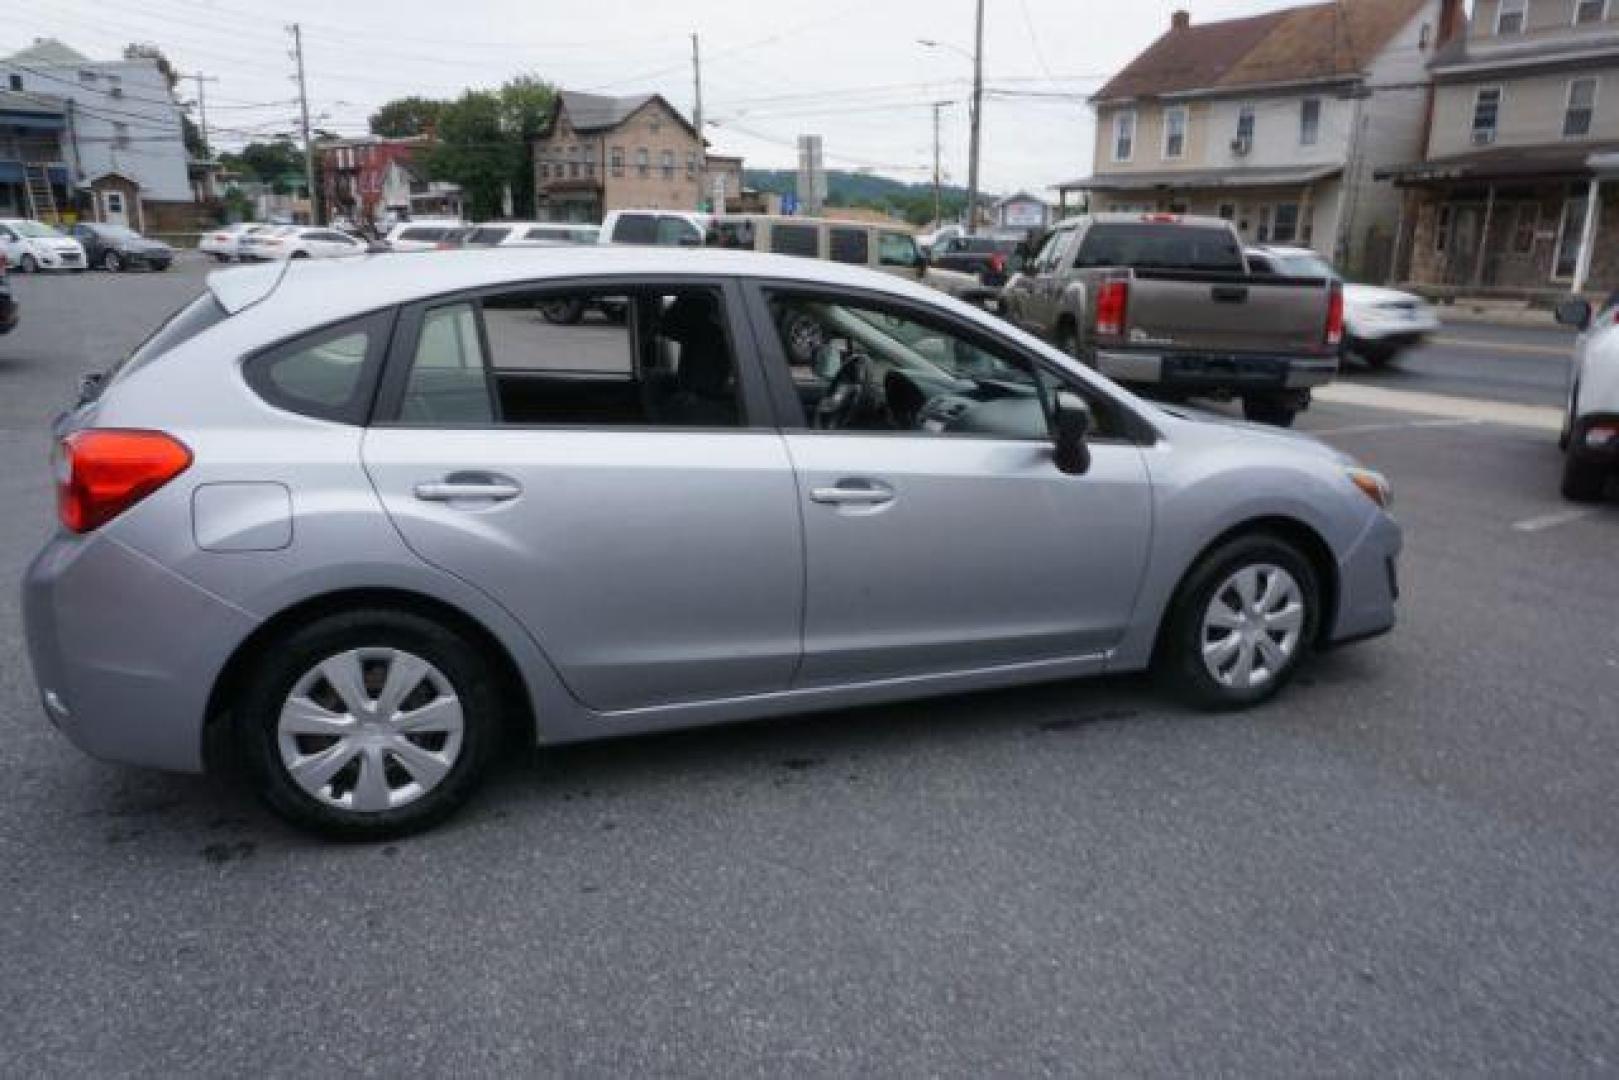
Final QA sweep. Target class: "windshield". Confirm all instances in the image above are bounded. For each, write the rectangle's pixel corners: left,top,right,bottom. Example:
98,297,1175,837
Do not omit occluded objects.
14,221,65,239
842,307,1036,386
1274,253,1339,279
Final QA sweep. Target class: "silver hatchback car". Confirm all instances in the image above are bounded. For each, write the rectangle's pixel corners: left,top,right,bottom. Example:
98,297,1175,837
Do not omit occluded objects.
25,248,1400,837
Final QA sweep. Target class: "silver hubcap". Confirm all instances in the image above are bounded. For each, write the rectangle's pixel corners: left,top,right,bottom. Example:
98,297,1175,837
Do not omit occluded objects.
277,648,464,813
1200,563,1306,690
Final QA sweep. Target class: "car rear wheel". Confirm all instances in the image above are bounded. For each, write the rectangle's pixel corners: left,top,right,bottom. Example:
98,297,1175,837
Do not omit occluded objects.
238,609,503,839
19,254,37,273
1159,534,1318,710
1561,450,1609,503
540,297,585,324
102,250,123,272
1056,319,1081,360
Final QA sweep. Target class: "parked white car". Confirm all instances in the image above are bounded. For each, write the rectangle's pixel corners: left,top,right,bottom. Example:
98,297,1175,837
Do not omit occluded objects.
199,223,273,262
240,226,368,262
1246,245,1440,367
0,218,87,272
382,220,465,252
461,221,600,247
1556,294,1619,501
599,209,709,246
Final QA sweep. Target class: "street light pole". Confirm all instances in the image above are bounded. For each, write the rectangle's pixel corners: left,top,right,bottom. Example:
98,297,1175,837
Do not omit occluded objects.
967,0,984,236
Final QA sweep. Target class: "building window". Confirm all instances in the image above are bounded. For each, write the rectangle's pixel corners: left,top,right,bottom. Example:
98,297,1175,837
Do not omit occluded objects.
1512,204,1538,253
1435,205,1452,253
1235,104,1255,148
686,151,697,179
1555,195,1589,278
1271,203,1300,244
1300,98,1321,146
1496,0,1526,34
1217,202,1236,220
113,122,130,149
610,146,625,177
636,148,649,177
1575,0,1608,23
1112,109,1136,162
660,149,675,179
7,74,20,90
538,161,549,179
1472,87,1502,145
1162,106,1187,159
1419,21,1433,48
1564,77,1597,137
78,69,98,85
583,143,596,178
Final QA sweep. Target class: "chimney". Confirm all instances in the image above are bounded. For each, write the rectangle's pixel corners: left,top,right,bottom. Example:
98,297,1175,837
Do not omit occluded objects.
1171,9,1191,30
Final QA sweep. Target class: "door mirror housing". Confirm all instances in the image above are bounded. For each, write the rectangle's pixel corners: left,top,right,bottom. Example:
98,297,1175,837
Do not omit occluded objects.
1052,391,1093,476
1556,297,1593,330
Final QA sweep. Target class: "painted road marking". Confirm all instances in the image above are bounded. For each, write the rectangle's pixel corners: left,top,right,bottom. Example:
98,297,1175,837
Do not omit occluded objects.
1512,509,1597,532
1315,383,1563,432
1428,336,1571,358
1312,418,1482,437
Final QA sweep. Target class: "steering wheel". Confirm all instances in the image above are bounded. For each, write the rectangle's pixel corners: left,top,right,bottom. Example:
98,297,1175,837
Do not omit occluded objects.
814,352,879,430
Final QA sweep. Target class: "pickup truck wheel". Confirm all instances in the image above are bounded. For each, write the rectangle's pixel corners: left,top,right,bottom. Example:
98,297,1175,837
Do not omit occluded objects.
1056,320,1086,364
1242,395,1298,428
1561,451,1609,503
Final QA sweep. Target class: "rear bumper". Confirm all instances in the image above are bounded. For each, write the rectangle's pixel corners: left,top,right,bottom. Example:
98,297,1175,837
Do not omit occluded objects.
1327,511,1403,646
23,531,258,773
1568,413,1619,462
1095,349,1338,390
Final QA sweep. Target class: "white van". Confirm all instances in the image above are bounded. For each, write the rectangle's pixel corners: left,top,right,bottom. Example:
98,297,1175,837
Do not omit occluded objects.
706,214,926,282
599,210,710,247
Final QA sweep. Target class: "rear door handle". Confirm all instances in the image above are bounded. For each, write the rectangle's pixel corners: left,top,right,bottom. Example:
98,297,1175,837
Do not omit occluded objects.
810,480,895,506
1211,285,1250,303
413,476,522,502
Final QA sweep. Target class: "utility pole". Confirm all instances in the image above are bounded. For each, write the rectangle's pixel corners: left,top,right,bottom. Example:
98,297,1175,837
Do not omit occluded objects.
966,0,984,235
933,103,943,226
185,72,220,159
691,33,705,211
288,23,318,225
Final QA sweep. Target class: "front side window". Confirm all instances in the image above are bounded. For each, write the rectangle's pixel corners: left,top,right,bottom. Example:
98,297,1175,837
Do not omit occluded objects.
655,216,700,246
1300,98,1321,145
1496,0,1526,33
1565,77,1597,137
1472,87,1502,145
1113,110,1136,162
878,232,921,268
829,227,869,264
246,312,390,424
392,287,744,429
771,223,819,257
1162,106,1187,159
611,213,657,244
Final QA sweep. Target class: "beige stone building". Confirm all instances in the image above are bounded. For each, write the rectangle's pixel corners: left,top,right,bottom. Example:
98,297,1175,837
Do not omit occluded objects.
1383,0,1619,295
534,91,713,222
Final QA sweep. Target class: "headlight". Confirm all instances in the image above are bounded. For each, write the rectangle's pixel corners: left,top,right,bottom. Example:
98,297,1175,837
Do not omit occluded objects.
1347,467,1393,509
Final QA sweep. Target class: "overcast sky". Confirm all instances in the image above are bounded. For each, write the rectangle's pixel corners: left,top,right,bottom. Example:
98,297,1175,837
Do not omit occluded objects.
6,0,1314,196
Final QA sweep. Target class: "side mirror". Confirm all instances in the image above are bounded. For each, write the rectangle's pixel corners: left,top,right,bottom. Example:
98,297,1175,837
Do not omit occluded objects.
1052,391,1092,476
812,342,846,381
1555,297,1593,330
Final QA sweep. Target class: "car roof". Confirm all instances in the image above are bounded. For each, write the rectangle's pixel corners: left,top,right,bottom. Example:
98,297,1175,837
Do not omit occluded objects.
207,245,945,318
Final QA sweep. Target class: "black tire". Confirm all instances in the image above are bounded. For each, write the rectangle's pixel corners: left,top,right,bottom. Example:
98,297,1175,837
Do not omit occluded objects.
212,253,232,264
1157,533,1320,710
1242,395,1298,427
19,254,37,274
539,297,585,325
1561,451,1608,503
237,608,505,839
1056,318,1081,360
102,250,123,272
1559,385,1577,451
290,250,311,259
1359,344,1397,369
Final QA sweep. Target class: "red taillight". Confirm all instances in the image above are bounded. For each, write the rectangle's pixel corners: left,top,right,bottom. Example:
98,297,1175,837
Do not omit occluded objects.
989,253,1006,274
1325,283,1344,347
1140,213,1180,223
56,430,192,533
1094,278,1129,337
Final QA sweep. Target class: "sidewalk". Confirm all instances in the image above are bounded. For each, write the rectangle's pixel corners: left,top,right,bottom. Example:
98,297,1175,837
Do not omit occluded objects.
1429,299,1560,329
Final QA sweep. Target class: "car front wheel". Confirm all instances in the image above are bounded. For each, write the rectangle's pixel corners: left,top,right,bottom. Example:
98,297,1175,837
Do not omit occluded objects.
238,609,504,839
1159,534,1318,710
1561,450,1609,503
102,250,123,272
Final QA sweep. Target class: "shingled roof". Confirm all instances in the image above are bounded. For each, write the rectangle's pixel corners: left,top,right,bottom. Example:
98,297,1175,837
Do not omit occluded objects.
550,91,699,140
1094,0,1428,102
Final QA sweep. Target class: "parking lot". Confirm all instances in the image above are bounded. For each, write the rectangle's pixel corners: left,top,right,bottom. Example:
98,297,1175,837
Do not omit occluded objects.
2,258,1617,1074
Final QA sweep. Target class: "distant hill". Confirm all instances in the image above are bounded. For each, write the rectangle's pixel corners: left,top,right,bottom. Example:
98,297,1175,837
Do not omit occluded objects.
742,168,974,226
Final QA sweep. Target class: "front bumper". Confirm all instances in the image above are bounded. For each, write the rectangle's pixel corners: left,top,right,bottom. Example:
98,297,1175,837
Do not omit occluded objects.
24,531,259,773
1327,510,1403,646
30,249,86,270
1095,349,1338,390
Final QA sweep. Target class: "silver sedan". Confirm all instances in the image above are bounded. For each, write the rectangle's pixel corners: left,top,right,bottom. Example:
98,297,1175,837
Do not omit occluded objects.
24,247,1400,837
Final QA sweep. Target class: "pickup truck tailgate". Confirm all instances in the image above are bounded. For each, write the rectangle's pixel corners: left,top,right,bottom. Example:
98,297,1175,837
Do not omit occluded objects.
1123,271,1330,355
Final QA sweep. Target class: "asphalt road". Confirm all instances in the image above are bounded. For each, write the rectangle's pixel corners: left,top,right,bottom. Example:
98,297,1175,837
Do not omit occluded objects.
2,260,1617,1076
1344,319,1576,409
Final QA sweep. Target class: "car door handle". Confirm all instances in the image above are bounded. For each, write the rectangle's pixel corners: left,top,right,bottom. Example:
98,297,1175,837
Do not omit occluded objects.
810,481,894,506
413,479,522,502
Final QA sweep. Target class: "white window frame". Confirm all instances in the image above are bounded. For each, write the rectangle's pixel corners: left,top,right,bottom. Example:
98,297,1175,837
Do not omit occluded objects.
1235,104,1256,144
1160,106,1187,160
1495,0,1526,34
1563,76,1599,138
1112,109,1137,163
1552,192,1589,281
1573,0,1609,25
1299,98,1322,146
1472,85,1503,145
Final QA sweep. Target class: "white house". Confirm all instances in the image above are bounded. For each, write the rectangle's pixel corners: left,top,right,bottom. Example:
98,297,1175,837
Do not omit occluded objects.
0,39,192,231
1055,0,1447,278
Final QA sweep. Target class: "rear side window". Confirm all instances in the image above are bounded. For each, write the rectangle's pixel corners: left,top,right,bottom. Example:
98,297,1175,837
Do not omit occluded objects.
771,224,818,258
709,220,756,249
829,227,869,264
400,227,444,243
656,217,700,246
108,294,229,388
401,303,494,424
244,311,393,424
463,227,512,246
611,213,657,244
1075,224,1244,272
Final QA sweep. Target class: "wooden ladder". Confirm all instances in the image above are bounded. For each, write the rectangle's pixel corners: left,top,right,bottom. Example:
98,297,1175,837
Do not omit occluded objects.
23,163,58,223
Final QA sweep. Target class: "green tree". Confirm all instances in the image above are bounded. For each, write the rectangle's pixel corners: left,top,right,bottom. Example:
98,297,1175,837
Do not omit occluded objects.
498,76,555,216
220,138,305,190
368,96,446,138
424,91,517,220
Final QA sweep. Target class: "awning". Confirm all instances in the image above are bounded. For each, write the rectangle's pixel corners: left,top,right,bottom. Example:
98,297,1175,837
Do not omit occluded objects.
1377,142,1619,185
1054,164,1341,193
0,113,66,130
